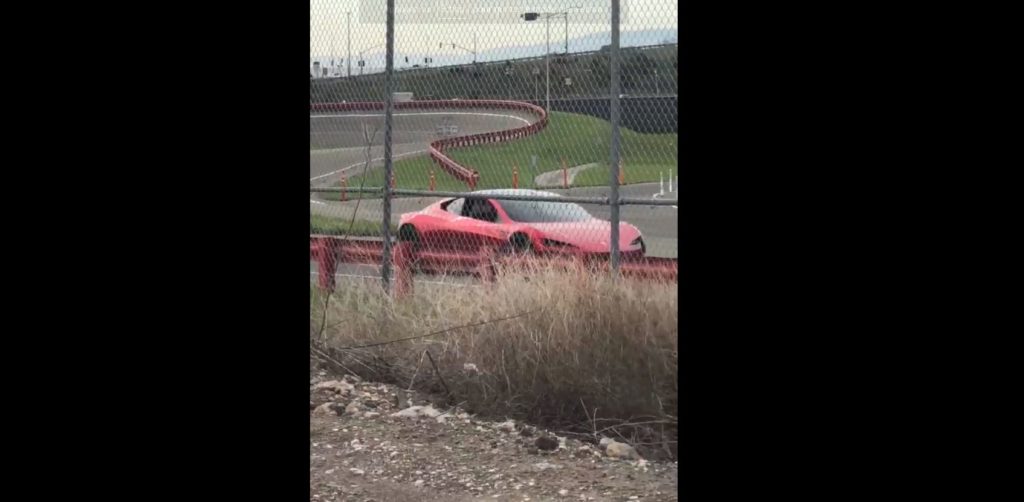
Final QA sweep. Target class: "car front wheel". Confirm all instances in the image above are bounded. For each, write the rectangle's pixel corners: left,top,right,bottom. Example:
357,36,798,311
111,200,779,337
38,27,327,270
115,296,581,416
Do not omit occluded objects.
508,233,533,254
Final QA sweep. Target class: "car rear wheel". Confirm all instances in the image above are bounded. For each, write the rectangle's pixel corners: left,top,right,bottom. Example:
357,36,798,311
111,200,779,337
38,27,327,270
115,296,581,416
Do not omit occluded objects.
398,224,419,243
508,233,533,254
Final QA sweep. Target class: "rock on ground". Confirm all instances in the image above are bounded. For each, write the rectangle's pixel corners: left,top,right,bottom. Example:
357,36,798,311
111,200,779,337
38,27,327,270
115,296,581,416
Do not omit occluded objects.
605,440,643,461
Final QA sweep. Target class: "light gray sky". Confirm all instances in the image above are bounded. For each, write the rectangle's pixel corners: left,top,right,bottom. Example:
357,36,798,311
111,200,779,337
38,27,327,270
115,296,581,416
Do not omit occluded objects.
310,0,677,69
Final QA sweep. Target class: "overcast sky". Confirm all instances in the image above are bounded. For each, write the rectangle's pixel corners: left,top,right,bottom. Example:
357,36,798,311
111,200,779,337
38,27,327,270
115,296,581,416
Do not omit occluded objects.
310,0,678,69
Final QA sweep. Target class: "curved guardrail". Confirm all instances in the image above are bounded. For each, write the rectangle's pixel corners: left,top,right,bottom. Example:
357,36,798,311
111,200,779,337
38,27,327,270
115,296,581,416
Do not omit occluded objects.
311,100,548,188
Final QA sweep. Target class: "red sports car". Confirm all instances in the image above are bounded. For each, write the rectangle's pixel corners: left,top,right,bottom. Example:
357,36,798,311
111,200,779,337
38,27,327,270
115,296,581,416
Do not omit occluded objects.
397,189,645,257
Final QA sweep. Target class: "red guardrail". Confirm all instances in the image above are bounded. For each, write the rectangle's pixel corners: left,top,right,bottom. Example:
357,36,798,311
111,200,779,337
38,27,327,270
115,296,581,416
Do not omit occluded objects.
310,235,677,296
310,100,548,189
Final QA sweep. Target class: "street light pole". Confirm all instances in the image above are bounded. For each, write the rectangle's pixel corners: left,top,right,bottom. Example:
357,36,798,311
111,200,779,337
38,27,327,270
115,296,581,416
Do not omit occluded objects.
545,15,550,111
330,11,336,76
523,10,577,111
346,11,352,77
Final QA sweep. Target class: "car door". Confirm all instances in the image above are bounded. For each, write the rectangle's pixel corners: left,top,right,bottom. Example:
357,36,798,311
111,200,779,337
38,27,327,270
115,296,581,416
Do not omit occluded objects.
451,197,505,249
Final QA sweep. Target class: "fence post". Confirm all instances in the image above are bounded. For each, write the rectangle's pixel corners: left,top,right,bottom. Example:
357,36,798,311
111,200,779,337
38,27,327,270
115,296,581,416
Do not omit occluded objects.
380,0,396,293
393,241,414,298
314,238,338,292
608,0,623,275
340,174,347,201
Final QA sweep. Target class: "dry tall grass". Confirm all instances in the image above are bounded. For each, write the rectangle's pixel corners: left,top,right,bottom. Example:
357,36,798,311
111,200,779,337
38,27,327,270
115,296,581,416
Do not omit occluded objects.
311,263,678,459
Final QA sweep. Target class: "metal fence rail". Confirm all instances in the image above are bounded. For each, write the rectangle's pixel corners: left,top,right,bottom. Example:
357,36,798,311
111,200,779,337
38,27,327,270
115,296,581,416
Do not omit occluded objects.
310,234,677,295
310,187,678,207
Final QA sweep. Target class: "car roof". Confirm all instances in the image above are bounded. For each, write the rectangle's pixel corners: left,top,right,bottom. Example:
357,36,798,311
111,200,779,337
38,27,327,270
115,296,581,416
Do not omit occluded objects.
467,189,561,198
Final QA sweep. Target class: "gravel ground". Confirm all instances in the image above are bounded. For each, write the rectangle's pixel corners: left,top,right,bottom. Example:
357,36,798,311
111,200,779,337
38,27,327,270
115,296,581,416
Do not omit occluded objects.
310,361,678,502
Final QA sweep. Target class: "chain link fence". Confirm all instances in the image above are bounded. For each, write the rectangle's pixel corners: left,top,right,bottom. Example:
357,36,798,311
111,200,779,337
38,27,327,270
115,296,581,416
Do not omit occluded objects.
310,0,678,291
310,1,680,471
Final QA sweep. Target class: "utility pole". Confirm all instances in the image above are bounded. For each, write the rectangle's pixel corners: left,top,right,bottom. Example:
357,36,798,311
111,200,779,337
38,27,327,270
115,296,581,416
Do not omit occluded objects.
346,11,352,77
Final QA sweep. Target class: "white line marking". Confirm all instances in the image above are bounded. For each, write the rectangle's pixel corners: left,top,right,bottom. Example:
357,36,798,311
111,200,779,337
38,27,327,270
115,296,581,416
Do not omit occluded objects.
309,149,429,182
310,199,326,205
311,112,533,126
652,192,678,209
309,146,371,154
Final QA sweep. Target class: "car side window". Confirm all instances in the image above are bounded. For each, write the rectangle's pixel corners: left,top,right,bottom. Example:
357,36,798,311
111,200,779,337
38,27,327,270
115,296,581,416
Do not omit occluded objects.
462,198,498,223
445,198,464,215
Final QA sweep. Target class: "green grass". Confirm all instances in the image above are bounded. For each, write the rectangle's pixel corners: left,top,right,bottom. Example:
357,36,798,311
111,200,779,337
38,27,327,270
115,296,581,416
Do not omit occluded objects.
310,214,396,236
342,111,677,191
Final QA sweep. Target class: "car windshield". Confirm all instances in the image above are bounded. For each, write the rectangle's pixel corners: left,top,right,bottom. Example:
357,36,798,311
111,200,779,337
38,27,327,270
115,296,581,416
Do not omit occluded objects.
497,199,593,223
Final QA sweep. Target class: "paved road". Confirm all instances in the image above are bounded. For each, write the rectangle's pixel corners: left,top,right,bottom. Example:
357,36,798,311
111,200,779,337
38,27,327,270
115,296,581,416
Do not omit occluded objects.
310,108,538,187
